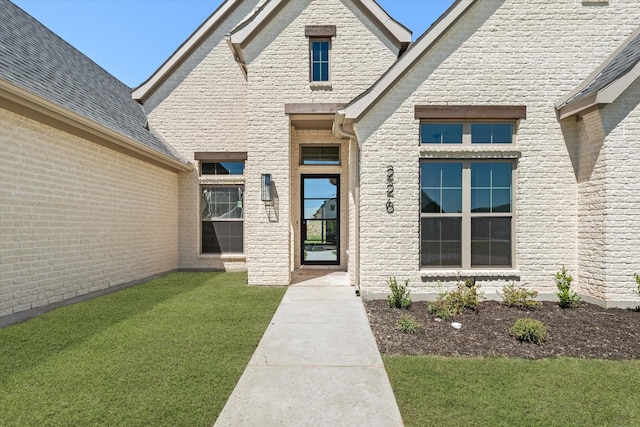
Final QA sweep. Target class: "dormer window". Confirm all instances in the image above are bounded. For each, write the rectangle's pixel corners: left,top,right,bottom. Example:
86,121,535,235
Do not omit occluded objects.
306,25,336,85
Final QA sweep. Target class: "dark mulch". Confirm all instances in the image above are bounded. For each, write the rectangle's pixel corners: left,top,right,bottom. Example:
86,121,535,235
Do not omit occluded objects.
365,300,640,359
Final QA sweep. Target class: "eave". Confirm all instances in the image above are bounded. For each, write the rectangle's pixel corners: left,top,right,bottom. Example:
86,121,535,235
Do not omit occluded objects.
226,0,412,62
1,78,192,173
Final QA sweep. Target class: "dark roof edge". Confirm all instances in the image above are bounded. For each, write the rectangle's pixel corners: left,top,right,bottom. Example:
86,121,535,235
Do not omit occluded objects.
1,78,192,173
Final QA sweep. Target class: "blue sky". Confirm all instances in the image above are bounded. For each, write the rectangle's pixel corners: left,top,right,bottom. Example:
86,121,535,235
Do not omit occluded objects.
12,0,455,88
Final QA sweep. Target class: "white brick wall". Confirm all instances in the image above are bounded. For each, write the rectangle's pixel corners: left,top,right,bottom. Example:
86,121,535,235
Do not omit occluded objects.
354,0,640,305
149,0,401,285
0,109,179,318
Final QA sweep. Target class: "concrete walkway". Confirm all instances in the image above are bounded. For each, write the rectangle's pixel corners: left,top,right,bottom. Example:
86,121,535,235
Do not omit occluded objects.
214,271,403,427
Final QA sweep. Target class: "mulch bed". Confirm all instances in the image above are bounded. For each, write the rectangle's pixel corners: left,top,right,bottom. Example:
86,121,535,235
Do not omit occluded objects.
365,300,640,359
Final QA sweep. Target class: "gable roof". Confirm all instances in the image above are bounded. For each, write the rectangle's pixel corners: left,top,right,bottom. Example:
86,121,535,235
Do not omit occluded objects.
132,0,245,103
339,0,477,123
556,25,640,120
226,0,412,73
0,0,189,171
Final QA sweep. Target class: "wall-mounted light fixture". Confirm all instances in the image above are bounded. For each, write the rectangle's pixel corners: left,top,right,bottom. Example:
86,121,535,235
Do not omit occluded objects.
261,174,272,202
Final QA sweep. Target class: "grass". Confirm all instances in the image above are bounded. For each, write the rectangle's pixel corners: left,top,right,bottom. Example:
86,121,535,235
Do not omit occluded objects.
0,272,286,427
385,355,640,427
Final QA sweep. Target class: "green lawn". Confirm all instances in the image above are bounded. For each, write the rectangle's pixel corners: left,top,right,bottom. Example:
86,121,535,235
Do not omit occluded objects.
385,355,640,427
0,272,285,427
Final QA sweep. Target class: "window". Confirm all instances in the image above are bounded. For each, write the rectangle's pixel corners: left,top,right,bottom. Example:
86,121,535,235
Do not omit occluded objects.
201,162,244,175
300,146,340,165
420,161,514,268
420,122,514,145
310,40,330,82
201,186,244,254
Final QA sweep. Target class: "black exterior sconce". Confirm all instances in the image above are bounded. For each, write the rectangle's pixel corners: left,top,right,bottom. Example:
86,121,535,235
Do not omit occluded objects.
261,174,272,202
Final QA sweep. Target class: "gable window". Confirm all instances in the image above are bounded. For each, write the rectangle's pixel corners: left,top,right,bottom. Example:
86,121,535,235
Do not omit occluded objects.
310,40,330,82
301,145,340,165
421,161,514,268
306,25,335,84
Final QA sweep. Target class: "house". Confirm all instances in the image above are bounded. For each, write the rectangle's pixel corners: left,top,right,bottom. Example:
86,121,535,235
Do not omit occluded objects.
1,0,639,326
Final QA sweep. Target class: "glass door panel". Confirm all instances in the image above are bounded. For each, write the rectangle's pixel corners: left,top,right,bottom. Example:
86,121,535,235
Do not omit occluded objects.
301,175,339,265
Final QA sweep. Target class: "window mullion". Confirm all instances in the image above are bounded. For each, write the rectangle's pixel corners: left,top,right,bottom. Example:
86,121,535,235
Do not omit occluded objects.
461,162,471,269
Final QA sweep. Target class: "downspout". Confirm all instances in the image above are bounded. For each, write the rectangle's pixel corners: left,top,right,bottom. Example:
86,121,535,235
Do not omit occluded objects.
336,118,361,296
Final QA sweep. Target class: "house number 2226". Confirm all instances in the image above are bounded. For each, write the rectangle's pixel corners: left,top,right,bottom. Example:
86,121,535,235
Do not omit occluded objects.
386,165,395,214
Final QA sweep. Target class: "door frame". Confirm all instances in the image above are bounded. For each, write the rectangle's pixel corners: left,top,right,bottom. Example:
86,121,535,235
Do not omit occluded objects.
300,174,340,266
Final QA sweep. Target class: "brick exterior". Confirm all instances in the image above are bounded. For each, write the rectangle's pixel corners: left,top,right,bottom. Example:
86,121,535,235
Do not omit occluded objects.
146,0,401,285
0,109,179,319
354,0,640,307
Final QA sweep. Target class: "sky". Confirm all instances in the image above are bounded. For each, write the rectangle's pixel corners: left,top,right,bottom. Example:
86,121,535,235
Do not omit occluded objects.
11,0,455,88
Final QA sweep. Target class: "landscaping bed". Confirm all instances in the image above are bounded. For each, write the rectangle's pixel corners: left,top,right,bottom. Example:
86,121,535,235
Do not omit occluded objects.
366,300,640,359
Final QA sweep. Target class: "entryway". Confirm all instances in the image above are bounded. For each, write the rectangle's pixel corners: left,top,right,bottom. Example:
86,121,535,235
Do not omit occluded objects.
301,175,340,265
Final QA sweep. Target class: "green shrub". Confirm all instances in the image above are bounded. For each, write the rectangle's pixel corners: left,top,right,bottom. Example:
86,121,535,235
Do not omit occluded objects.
386,277,411,309
556,266,581,308
398,314,421,334
635,273,640,295
500,283,540,310
429,278,482,320
510,318,548,344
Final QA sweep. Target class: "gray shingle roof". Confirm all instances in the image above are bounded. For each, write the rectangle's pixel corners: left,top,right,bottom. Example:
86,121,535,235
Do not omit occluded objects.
0,0,184,163
558,29,640,109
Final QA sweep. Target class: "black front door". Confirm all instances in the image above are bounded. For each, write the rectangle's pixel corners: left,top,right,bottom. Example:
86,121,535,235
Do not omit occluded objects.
301,175,339,265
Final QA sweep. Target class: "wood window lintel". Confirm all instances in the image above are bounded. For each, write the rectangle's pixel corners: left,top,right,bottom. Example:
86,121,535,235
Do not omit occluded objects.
415,105,527,120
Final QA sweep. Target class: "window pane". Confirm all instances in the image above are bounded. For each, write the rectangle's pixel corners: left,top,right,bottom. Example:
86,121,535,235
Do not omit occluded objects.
313,63,322,81
420,163,441,187
492,189,511,212
491,163,512,188
301,146,339,165
202,221,243,254
442,124,463,143
320,63,329,81
472,123,513,144
441,189,462,214
319,42,329,61
442,163,462,187
492,124,513,144
471,163,491,187
421,218,461,267
421,124,442,144
201,162,244,175
421,188,441,214
471,124,492,143
471,217,511,267
471,189,491,213
420,123,462,144
202,187,243,219
304,199,337,219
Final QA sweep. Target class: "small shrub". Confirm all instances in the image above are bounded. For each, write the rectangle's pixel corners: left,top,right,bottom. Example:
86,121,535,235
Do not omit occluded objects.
556,266,581,308
635,273,640,295
398,314,421,334
386,277,411,309
510,318,548,344
500,283,540,310
429,278,482,320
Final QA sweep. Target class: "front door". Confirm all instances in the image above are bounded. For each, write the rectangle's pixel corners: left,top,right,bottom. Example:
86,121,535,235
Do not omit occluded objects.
301,175,339,265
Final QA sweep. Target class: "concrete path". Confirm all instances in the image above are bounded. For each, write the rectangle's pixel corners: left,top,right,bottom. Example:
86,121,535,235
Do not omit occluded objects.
214,271,404,427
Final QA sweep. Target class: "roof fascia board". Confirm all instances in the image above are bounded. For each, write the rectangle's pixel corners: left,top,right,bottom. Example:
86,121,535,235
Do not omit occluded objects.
1,79,192,173
597,61,640,103
555,25,640,113
132,0,241,103
342,0,477,121
557,59,640,120
556,93,598,120
228,0,286,48
228,0,411,51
